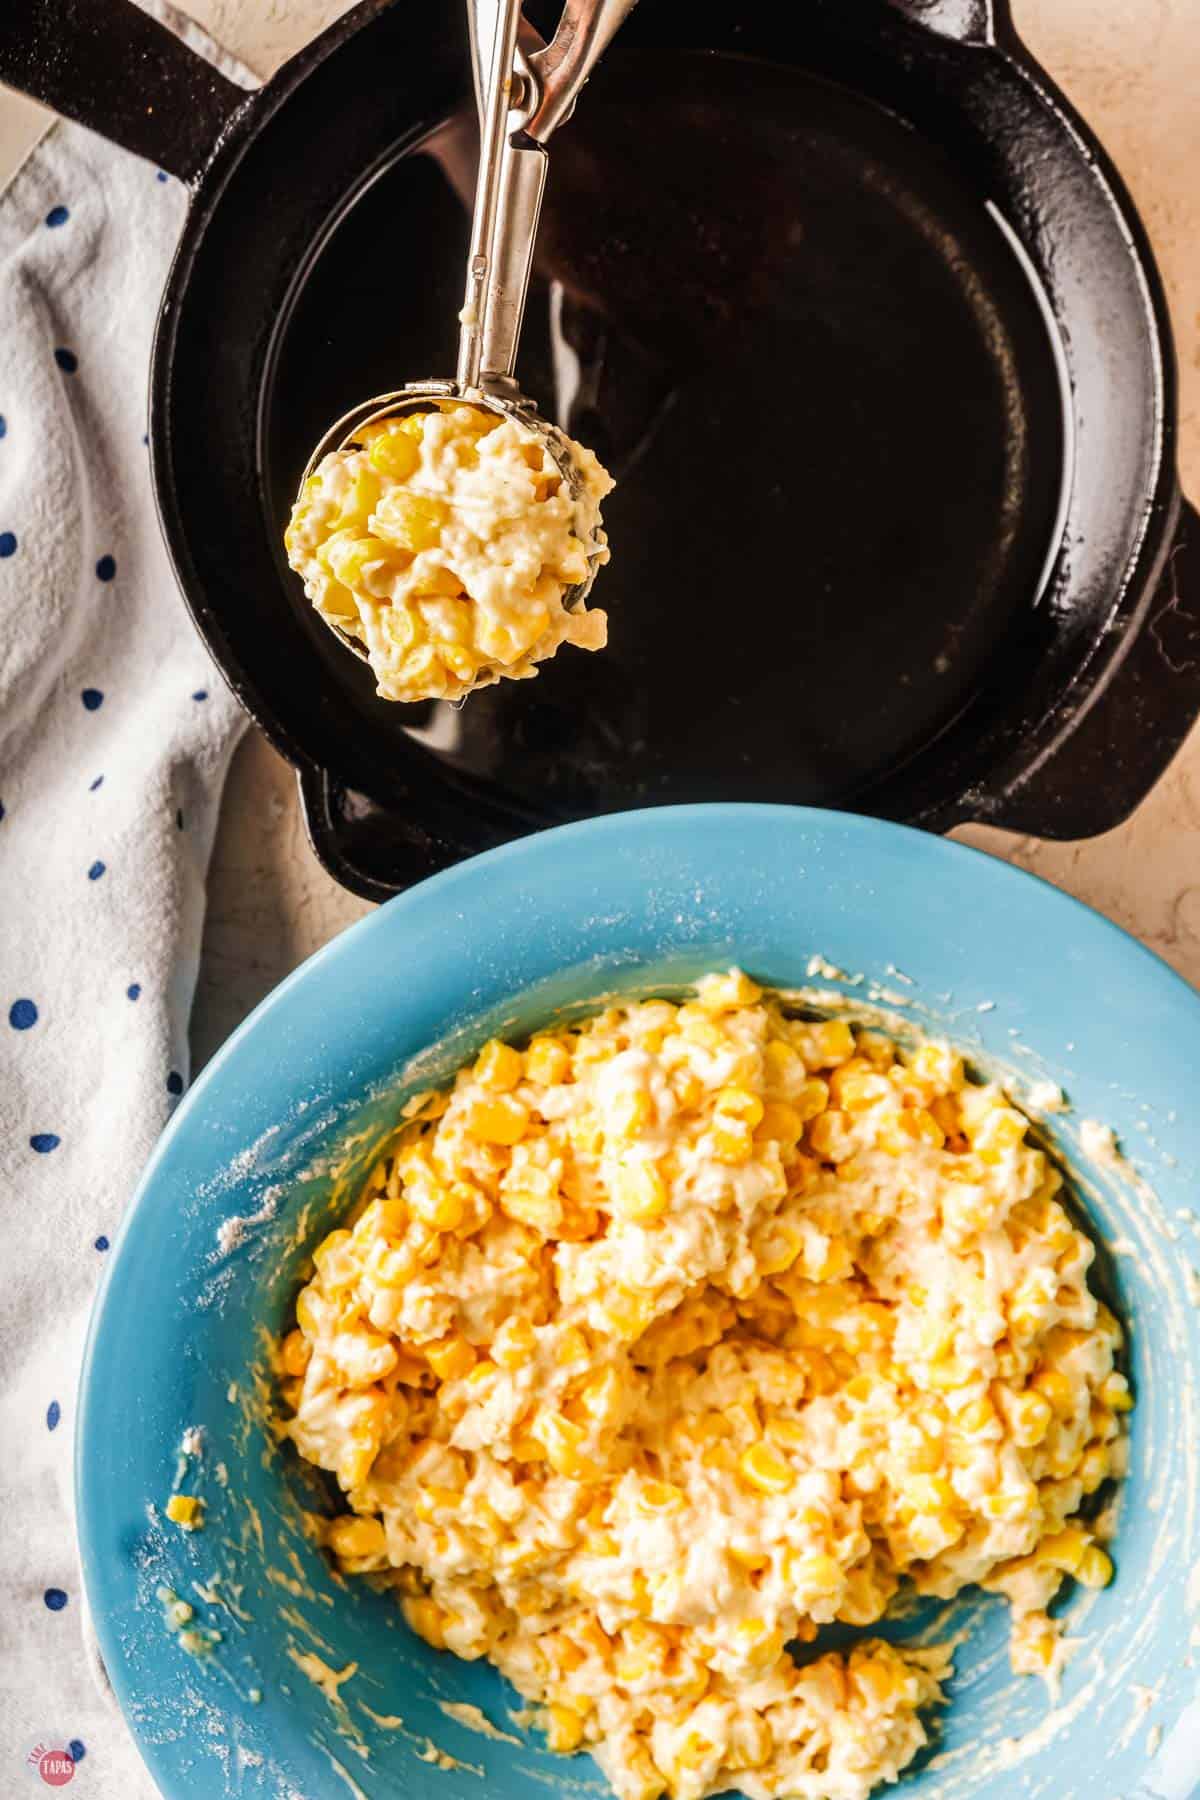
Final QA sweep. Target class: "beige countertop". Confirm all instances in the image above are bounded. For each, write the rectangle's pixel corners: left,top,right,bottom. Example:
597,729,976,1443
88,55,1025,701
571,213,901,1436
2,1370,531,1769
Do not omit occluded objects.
5,0,1199,1066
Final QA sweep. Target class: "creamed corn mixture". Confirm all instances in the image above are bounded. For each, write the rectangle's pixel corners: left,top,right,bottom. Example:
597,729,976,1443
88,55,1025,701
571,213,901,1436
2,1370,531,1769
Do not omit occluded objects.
278,974,1131,1800
284,402,612,704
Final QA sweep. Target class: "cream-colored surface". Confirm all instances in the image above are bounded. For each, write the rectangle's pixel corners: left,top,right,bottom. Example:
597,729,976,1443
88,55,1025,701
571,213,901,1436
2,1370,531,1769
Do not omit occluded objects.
286,404,611,703
2,0,1197,1062
281,977,1128,1800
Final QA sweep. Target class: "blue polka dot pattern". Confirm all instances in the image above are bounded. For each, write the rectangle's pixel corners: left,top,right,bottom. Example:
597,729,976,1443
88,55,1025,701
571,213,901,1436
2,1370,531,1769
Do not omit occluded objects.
54,348,78,373
45,205,70,227
0,531,17,557
192,689,208,702
0,800,6,821
43,1588,68,1611
68,1743,86,1763
167,1070,184,1096
96,554,116,581
126,982,141,1001
47,1400,61,1431
81,688,103,711
87,860,106,881
30,1133,61,1154
0,414,6,437
89,774,104,791
94,1235,110,1252
9,998,38,1029
157,171,168,183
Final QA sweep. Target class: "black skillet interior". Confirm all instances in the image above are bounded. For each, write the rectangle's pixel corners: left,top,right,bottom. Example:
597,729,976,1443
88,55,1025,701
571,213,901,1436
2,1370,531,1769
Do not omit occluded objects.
9,0,1198,896
264,41,1066,816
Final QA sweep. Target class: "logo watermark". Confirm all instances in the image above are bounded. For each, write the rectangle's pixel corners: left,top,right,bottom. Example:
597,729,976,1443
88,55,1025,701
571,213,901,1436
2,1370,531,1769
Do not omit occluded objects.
23,1743,76,1787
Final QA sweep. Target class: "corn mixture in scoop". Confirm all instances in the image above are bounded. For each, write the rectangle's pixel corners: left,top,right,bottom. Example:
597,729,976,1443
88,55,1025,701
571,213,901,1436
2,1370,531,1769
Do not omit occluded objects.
284,401,613,704
278,974,1131,1800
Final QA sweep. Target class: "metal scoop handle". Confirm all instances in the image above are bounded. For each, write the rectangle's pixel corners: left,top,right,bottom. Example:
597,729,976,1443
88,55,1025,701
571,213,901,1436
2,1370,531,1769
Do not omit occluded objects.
458,0,638,393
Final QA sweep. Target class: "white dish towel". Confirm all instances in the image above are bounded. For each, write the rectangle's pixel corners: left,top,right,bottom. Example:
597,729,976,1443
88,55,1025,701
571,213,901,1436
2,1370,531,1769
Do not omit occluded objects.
0,8,254,1791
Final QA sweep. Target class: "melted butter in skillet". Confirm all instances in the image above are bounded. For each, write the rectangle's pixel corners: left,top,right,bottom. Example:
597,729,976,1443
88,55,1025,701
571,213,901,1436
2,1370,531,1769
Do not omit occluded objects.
266,51,1063,816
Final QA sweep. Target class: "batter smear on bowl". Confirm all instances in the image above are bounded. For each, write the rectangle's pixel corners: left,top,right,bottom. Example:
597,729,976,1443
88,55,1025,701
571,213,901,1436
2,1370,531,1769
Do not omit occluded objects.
284,401,612,704
277,972,1131,1800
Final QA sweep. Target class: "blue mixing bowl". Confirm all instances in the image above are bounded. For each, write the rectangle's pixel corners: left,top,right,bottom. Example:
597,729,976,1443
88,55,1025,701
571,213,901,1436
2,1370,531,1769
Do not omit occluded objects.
78,805,1200,1800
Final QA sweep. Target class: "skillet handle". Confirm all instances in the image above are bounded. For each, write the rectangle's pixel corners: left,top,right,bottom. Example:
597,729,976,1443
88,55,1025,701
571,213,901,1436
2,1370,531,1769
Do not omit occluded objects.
884,0,1000,43
978,500,1200,840
0,0,248,183
297,767,516,903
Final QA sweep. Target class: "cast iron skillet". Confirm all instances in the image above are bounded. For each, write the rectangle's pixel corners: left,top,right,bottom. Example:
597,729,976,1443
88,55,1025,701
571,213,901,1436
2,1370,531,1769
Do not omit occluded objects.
8,0,1200,899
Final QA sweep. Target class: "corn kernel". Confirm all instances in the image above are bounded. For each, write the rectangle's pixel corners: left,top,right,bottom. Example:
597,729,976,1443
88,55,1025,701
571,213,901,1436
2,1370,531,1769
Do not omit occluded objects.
415,1483,469,1525
812,1020,856,1065
908,1041,964,1093
728,1715,772,1770
578,1367,622,1423
729,1544,769,1572
1037,1526,1088,1574
1008,1389,1054,1448
557,1196,600,1241
697,970,762,1012
787,1550,843,1597
426,1334,476,1382
567,1113,604,1157
981,1487,1036,1521
408,1181,466,1232
830,1064,890,1112
337,465,382,528
807,1109,854,1161
368,426,421,481
1076,1545,1113,1589
852,1655,904,1706
280,1329,311,1377
610,1161,668,1223
312,1227,355,1281
321,532,394,588
533,1411,595,1479
545,1704,586,1753
804,1235,854,1284
606,1088,652,1142
677,1008,725,1051
973,1107,1027,1162
755,1101,803,1146
493,1316,537,1369
380,490,448,553
764,1039,801,1083
365,1238,418,1290
636,1480,684,1514
1078,1442,1111,1493
465,1095,530,1145
711,1118,754,1165
715,1086,765,1129
166,1494,204,1529
543,1331,582,1374
957,1394,997,1436
525,1038,570,1086
328,1514,387,1560
1036,1360,1079,1418
404,1594,448,1649
1100,1372,1134,1412
738,1443,794,1494
475,1039,524,1093
756,1224,803,1276
501,1188,563,1235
